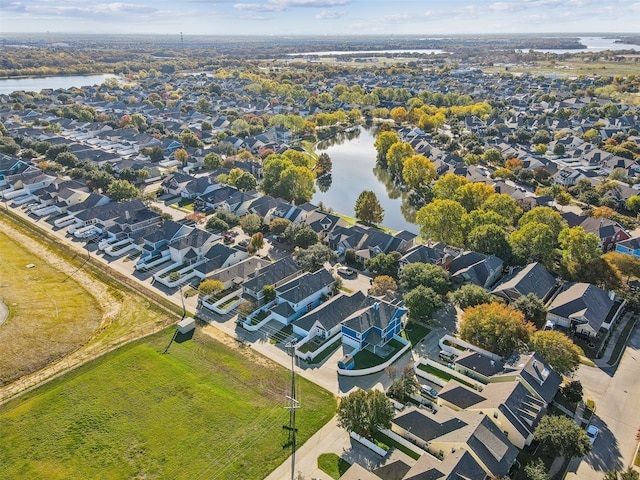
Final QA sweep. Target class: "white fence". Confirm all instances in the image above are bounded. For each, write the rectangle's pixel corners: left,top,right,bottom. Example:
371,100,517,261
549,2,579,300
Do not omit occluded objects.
337,336,410,377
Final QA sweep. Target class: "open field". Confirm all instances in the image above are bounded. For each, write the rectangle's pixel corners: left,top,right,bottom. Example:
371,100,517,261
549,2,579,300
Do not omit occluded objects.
0,327,336,480
0,213,176,401
485,58,640,78
0,230,102,385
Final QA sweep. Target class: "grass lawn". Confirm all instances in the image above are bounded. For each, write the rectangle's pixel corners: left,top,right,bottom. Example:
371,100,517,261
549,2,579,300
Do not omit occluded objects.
607,317,637,365
372,431,421,460
306,337,342,365
0,230,102,385
417,363,476,389
403,322,431,348
317,453,351,479
0,328,336,480
353,338,405,369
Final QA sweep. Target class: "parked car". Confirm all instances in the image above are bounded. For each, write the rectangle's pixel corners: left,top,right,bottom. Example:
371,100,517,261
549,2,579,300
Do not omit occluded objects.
421,386,438,399
337,266,355,277
238,239,249,247
586,425,599,444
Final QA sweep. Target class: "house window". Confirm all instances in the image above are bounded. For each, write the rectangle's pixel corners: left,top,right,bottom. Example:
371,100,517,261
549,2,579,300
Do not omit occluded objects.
306,303,313,312
503,431,508,437
493,412,498,419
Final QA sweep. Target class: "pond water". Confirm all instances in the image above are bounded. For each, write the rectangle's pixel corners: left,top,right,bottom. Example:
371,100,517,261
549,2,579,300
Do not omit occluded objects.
0,74,118,95
311,127,419,234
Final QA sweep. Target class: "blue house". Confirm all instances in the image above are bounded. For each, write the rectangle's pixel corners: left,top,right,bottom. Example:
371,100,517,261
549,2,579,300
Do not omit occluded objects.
341,301,407,354
616,236,640,259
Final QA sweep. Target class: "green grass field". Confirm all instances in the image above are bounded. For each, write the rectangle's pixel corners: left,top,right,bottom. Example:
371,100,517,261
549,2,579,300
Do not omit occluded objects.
0,230,102,385
0,328,336,480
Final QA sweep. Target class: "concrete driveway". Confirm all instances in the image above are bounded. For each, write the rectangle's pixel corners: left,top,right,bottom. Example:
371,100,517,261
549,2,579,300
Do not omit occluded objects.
565,321,640,479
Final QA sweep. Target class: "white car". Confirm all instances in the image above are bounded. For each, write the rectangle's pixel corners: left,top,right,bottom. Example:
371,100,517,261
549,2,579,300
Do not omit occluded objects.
586,425,599,444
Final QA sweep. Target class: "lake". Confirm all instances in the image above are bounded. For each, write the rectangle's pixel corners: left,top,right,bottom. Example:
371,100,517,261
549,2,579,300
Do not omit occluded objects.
521,37,639,54
0,74,118,95
287,49,445,56
311,127,419,234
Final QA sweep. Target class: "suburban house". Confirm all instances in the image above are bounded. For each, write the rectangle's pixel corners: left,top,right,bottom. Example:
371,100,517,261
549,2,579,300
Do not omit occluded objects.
437,379,546,449
447,252,504,289
339,448,488,480
546,282,626,338
242,256,302,302
194,242,249,277
202,256,269,291
391,407,518,479
491,262,558,303
268,268,335,325
579,216,631,252
615,236,640,259
166,227,221,264
136,219,193,267
293,291,369,340
1,167,56,203
341,300,407,354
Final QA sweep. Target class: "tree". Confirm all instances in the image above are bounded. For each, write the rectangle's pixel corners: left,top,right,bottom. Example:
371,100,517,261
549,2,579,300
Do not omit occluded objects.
234,172,258,191
196,98,211,114
483,148,503,166
369,275,398,297
386,142,414,177
519,207,567,239
603,252,640,283
432,173,469,201
524,458,547,480
55,151,80,168
262,284,276,302
416,199,466,247
513,293,548,329
365,252,401,278
559,226,601,277
249,232,264,253
387,365,419,402
534,415,592,458
455,183,496,212
336,389,395,439
206,217,229,232
553,143,566,156
449,284,495,309
626,195,640,214
402,155,436,191
404,285,443,321
293,244,337,272
174,148,189,166
204,152,223,170
530,330,581,374
106,179,140,201
460,302,535,356
283,223,318,248
354,190,384,225
509,222,556,268
399,262,450,295
269,218,291,235
561,380,583,405
315,152,332,176
199,279,224,297
240,213,262,233
466,224,512,263
482,194,523,225
374,131,400,167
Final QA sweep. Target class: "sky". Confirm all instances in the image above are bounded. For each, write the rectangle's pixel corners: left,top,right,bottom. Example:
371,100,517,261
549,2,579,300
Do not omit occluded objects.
1,0,639,36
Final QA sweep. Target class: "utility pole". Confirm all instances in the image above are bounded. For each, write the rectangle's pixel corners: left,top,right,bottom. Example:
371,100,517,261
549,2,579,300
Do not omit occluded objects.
284,342,300,480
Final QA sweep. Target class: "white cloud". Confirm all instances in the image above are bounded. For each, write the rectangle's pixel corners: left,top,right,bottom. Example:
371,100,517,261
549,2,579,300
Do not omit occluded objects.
234,0,348,11
315,9,343,19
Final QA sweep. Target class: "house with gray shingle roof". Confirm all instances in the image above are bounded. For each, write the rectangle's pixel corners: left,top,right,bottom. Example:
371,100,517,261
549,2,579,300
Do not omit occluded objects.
270,268,335,325
491,262,558,303
392,407,517,479
546,282,625,338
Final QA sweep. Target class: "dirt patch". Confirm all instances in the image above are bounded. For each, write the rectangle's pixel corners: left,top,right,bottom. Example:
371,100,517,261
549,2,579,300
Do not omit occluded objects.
200,324,274,369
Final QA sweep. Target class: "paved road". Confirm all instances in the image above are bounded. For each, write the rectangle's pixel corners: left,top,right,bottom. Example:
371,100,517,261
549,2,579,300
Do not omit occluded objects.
565,321,640,479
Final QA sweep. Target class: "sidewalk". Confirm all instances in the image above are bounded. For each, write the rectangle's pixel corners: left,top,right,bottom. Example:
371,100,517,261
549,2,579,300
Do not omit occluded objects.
264,416,382,480
592,311,636,369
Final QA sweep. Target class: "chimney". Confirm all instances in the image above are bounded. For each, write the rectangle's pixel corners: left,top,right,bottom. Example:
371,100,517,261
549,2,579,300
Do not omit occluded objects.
125,210,130,220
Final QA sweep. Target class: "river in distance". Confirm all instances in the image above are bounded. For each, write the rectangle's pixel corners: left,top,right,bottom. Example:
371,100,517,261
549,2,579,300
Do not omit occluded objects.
0,74,118,95
311,126,419,235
